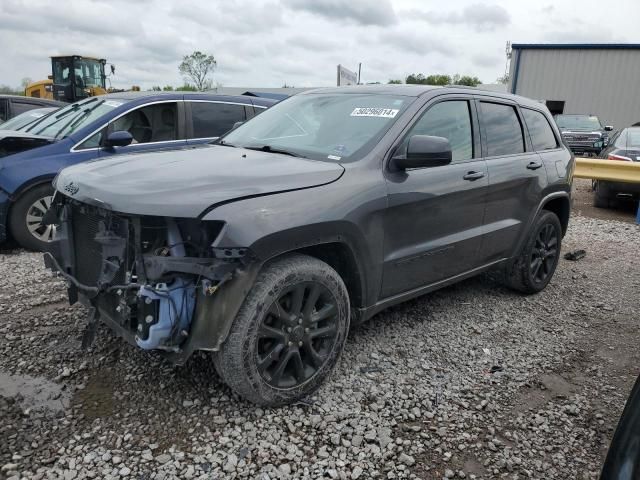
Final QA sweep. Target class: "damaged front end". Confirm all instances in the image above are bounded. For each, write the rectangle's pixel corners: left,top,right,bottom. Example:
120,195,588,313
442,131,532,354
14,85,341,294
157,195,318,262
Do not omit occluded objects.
44,195,256,364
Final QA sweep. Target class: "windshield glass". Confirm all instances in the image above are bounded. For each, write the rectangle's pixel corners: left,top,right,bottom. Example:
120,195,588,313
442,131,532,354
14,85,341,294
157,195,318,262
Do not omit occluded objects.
24,97,126,139
555,115,602,130
616,128,640,149
1,108,57,131
221,93,413,161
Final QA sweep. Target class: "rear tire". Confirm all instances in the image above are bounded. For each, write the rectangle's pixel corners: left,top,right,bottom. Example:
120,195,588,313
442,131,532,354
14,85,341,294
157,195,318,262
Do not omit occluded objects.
8,184,56,251
593,181,613,209
213,254,350,406
503,210,562,294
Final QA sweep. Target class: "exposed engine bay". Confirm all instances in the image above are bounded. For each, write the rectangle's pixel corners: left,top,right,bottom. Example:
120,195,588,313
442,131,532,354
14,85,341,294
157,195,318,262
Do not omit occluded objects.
44,195,249,356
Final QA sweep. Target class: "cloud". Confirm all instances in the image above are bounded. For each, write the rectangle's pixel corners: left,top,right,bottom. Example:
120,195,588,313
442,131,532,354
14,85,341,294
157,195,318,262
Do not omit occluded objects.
378,30,454,56
472,52,502,68
283,0,396,26
404,3,510,32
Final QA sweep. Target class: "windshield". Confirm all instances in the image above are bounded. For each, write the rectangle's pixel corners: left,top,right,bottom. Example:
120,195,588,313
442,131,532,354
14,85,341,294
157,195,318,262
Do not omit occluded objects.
555,115,602,130
1,108,57,131
615,128,640,149
221,93,413,161
53,58,105,88
23,97,126,139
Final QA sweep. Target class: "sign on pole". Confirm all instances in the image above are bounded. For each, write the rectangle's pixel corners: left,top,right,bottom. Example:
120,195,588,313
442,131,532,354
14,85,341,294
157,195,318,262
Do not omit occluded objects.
337,64,358,86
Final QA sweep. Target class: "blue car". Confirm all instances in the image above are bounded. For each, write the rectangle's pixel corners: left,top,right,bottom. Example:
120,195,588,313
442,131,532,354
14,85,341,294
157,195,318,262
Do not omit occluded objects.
0,91,276,250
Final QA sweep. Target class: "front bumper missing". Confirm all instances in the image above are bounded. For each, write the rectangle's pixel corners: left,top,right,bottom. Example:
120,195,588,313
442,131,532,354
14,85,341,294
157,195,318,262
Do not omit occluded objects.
44,201,257,364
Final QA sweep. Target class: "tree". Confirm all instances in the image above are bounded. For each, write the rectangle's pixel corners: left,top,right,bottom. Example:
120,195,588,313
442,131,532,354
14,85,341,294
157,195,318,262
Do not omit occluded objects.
388,79,402,84
151,85,161,91
176,84,198,92
425,74,451,86
162,85,174,91
454,75,482,87
20,77,33,89
496,74,509,84
178,51,217,91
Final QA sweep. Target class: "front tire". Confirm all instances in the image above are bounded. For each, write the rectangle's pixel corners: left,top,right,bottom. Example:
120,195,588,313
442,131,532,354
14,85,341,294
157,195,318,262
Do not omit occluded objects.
504,210,562,294
8,184,56,251
213,254,350,406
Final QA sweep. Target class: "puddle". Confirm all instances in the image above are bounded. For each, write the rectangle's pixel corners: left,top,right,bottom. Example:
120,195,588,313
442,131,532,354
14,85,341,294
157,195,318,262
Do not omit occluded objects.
0,371,71,412
73,370,115,419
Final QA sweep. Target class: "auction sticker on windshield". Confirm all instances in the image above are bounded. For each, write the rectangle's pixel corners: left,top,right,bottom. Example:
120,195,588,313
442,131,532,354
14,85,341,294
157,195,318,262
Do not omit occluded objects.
104,100,123,108
350,107,399,118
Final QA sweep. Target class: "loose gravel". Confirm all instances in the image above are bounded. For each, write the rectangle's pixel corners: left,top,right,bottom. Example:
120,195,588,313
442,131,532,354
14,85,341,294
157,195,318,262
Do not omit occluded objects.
1,213,639,480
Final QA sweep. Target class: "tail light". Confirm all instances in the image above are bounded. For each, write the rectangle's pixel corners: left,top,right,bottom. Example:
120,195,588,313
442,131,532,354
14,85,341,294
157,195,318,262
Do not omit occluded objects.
607,153,632,161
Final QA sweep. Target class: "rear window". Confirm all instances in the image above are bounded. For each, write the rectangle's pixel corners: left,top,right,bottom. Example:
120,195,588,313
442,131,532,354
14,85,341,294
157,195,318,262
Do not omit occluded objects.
522,108,558,151
190,102,247,138
480,102,525,157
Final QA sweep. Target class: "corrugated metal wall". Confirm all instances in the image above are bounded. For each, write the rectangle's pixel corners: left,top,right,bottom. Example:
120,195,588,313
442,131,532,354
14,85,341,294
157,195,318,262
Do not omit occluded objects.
507,48,640,129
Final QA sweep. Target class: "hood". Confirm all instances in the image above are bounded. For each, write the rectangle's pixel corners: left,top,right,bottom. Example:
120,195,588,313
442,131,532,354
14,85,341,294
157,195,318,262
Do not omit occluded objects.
55,145,345,217
0,130,56,158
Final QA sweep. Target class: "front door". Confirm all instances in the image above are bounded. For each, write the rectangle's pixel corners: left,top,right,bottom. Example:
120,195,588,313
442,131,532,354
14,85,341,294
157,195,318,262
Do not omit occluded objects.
98,101,187,157
381,98,489,299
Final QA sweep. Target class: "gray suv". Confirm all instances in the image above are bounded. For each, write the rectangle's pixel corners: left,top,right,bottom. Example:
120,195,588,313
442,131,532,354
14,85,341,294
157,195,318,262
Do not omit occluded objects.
45,86,573,406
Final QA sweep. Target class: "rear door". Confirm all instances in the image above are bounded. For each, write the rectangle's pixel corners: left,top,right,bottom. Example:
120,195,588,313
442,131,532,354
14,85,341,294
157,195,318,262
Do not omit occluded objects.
381,95,488,298
477,98,547,262
185,100,249,145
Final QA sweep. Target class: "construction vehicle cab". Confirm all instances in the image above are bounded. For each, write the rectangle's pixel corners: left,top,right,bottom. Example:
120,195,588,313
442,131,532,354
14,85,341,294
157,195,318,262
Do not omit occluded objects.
26,56,108,103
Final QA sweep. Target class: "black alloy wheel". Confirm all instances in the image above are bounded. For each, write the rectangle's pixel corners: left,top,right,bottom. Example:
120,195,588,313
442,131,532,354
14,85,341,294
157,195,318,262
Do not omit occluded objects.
530,223,558,284
213,254,350,406
257,282,339,389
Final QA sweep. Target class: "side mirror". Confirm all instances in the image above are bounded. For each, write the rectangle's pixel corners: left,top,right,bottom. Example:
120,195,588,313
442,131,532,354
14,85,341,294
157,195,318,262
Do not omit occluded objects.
232,121,244,130
605,125,614,131
105,130,133,148
393,135,452,170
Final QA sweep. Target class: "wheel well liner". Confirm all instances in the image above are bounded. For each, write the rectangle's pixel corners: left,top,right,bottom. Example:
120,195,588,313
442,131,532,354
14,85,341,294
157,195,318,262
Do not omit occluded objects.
294,242,364,310
542,196,570,235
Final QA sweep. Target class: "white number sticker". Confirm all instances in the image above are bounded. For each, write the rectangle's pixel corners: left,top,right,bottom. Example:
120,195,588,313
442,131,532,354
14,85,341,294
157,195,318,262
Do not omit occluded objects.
350,107,399,118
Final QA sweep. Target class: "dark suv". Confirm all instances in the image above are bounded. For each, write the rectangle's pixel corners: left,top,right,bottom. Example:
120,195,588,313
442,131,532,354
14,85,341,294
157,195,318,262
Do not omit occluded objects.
45,86,573,406
555,114,613,155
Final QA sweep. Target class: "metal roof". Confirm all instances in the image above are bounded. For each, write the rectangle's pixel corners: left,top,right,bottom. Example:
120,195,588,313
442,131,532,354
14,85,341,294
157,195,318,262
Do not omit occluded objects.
512,43,640,50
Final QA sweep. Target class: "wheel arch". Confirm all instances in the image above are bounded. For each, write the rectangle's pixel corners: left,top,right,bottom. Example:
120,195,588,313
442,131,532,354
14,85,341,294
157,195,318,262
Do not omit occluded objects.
541,194,570,235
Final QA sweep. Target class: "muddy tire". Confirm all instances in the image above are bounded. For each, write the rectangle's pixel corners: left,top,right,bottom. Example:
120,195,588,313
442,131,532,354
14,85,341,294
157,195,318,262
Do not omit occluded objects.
8,184,56,251
503,210,562,294
213,254,350,406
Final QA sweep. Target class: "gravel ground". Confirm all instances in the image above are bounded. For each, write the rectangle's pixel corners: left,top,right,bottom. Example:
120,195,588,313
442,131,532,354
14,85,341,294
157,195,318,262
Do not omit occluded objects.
1,212,639,480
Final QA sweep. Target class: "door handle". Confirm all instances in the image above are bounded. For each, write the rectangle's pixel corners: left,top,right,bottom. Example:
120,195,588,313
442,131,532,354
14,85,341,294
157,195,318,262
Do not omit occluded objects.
527,161,543,170
463,171,485,181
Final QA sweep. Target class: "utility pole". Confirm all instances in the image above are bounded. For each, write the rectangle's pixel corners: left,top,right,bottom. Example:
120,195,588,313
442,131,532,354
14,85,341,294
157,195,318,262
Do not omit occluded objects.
357,63,362,85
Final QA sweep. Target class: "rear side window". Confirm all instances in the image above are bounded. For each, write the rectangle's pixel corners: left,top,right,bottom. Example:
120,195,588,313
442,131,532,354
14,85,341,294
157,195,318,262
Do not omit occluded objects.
480,102,524,157
399,100,474,162
522,108,558,151
11,101,37,116
190,102,246,138
0,99,8,122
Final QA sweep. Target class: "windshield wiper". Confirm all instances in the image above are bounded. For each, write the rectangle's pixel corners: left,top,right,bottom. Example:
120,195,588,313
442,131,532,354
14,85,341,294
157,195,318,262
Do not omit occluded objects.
53,99,105,139
244,145,305,158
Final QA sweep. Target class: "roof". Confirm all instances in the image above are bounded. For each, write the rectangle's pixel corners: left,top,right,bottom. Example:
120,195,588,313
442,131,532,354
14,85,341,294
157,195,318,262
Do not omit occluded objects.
102,91,276,105
302,84,442,96
512,43,640,50
0,94,64,106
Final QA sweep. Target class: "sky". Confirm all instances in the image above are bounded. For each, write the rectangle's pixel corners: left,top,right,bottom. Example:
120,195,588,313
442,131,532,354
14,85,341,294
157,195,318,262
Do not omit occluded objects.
0,0,638,90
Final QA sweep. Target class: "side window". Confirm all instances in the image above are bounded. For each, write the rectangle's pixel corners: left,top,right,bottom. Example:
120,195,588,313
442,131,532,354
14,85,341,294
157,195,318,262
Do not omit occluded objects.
522,108,558,151
76,128,105,150
399,100,473,162
111,102,178,144
190,102,247,138
12,101,36,116
0,99,8,122
480,102,525,157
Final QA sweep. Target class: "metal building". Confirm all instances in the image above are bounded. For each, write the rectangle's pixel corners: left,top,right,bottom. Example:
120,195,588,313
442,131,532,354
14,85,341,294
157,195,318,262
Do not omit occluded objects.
508,44,640,129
